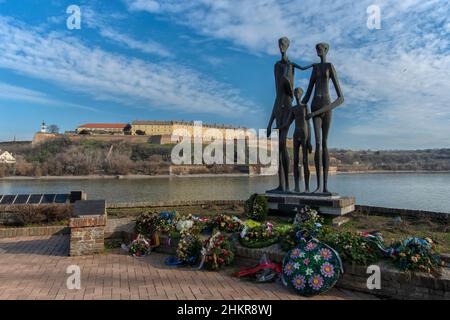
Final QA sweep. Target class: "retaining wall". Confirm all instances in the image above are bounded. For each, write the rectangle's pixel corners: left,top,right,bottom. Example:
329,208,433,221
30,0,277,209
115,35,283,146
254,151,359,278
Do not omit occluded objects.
0,225,69,238
154,233,450,300
107,199,245,209
356,205,449,223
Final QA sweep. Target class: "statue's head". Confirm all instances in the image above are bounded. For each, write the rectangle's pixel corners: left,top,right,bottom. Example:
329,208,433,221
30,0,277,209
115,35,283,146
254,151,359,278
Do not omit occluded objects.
294,87,303,101
316,42,329,58
278,37,290,54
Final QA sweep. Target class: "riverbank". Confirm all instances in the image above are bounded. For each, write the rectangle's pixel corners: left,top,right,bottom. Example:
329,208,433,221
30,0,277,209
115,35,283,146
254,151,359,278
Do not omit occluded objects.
2,170,450,181
337,170,450,174
0,173,250,181
2,173,450,213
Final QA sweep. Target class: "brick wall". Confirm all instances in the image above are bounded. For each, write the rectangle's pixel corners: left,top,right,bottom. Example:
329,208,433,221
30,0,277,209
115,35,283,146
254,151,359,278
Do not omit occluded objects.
69,216,106,256
0,225,69,239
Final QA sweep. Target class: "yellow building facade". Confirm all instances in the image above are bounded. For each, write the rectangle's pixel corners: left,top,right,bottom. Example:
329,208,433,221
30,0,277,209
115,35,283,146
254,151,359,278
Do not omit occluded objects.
131,121,243,138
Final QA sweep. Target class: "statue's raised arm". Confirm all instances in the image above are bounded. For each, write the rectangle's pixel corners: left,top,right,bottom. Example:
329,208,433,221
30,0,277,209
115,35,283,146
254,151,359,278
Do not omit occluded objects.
291,62,313,71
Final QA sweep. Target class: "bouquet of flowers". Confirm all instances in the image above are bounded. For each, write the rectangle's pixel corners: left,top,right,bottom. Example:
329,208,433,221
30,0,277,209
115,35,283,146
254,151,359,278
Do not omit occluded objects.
239,221,279,248
176,214,195,233
129,235,152,257
293,207,324,240
280,207,324,251
135,210,178,236
200,232,235,270
213,214,244,233
135,211,159,238
156,211,178,234
390,237,443,274
176,230,203,264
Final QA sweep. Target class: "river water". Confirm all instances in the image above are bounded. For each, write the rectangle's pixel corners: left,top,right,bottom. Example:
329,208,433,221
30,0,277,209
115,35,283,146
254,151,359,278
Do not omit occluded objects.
1,173,449,213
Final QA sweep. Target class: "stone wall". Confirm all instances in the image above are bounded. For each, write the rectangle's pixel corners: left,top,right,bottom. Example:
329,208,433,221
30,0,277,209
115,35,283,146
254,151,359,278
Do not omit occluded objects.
337,261,450,300
105,217,135,242
356,205,449,223
69,216,106,256
32,132,153,145
107,199,245,209
32,132,60,145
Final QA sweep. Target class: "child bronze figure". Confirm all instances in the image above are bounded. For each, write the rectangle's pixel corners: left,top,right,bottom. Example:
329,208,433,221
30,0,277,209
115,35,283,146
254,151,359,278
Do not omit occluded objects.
280,87,313,192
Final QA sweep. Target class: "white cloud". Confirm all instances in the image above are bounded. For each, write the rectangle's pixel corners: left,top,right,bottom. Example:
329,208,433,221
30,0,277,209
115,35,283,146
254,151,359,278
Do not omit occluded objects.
125,0,450,149
0,82,98,112
81,7,172,57
127,0,161,12
0,17,257,118
98,27,172,57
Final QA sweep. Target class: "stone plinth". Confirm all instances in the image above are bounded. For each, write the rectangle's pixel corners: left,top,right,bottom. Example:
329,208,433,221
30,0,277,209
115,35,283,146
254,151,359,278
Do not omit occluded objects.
264,192,355,216
69,200,107,256
70,191,87,203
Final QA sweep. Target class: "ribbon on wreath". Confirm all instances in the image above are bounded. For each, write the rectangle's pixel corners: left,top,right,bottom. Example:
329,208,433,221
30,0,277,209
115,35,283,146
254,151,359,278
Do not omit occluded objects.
197,231,222,270
233,263,282,278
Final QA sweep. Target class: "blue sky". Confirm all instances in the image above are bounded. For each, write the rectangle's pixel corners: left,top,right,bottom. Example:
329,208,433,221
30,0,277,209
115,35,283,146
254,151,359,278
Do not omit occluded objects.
0,0,449,150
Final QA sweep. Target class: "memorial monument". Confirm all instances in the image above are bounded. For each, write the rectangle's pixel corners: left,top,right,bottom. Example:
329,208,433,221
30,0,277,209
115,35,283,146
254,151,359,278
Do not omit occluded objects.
265,38,354,217
267,37,312,192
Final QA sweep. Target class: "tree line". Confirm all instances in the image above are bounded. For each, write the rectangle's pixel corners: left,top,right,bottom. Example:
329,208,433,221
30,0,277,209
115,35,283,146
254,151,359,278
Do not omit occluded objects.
1,139,450,177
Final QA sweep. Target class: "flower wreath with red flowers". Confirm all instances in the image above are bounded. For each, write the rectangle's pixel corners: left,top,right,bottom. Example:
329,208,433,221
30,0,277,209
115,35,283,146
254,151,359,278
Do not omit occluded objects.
199,232,235,271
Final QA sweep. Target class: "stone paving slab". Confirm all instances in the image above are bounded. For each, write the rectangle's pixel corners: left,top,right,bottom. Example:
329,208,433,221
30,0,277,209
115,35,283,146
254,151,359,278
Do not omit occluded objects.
0,235,378,300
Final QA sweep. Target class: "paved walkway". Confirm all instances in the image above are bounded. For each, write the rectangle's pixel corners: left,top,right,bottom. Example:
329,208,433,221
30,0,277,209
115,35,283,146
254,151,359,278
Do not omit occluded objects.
0,235,377,300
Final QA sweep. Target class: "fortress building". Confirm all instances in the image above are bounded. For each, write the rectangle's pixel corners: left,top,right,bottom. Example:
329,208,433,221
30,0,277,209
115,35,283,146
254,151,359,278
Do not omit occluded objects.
131,120,244,138
76,123,131,135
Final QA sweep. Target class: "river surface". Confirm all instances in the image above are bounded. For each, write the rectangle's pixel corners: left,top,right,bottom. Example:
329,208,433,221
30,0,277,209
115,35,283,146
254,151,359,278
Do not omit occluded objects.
1,173,449,213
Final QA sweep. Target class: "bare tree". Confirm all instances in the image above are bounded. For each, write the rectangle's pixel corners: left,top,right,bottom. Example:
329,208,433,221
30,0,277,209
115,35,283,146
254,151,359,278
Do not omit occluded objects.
48,124,60,134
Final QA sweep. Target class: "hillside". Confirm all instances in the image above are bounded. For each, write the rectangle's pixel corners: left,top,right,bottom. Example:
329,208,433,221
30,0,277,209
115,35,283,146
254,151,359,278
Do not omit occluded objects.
1,138,450,177
332,149,450,172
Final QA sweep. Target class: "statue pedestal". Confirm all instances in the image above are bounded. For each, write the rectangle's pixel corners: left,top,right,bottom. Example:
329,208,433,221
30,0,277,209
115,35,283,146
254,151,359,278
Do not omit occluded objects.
264,192,355,216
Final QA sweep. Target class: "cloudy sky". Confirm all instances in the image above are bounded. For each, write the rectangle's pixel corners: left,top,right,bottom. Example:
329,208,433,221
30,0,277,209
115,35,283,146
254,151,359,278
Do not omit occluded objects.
0,0,449,149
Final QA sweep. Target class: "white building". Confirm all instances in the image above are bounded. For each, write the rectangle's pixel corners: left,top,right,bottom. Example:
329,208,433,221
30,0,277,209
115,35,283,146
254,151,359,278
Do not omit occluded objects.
0,150,16,164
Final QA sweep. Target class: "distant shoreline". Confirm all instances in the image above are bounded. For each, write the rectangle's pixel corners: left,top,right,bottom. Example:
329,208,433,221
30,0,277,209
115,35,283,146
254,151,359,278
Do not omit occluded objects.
337,170,450,174
1,170,450,181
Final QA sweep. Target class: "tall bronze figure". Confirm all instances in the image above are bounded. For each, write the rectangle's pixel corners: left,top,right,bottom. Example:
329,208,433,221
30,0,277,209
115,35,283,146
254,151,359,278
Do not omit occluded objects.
267,37,311,192
302,43,344,193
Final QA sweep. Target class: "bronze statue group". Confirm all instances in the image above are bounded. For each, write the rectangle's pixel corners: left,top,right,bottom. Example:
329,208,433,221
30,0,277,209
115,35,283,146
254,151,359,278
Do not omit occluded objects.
267,37,344,195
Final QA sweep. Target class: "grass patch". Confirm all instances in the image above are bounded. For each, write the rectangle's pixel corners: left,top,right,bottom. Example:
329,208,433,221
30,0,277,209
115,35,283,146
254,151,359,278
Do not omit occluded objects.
332,211,449,253
107,204,244,219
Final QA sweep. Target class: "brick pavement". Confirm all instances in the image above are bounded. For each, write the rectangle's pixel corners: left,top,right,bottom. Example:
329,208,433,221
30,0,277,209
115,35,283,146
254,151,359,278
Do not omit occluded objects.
0,235,377,300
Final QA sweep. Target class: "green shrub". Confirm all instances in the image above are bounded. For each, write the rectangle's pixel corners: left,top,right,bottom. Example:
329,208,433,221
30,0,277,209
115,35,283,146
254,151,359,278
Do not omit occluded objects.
244,194,268,222
25,137,72,163
8,204,72,226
